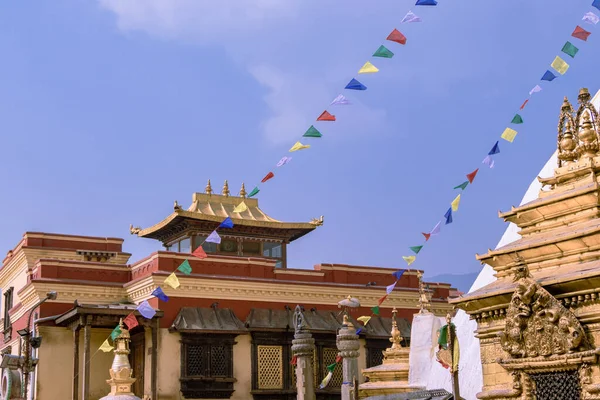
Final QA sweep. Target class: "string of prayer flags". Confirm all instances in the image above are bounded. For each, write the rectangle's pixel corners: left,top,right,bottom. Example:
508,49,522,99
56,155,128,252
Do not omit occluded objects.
454,181,469,191
164,272,181,290
137,300,156,319
401,10,422,24
482,155,495,169
488,141,500,155
371,306,380,316
466,169,479,184
233,201,248,213
520,99,529,110
387,29,407,45
248,186,260,198
416,0,437,5
410,245,423,254
261,172,275,183
99,339,113,353
289,141,311,152
110,325,122,341
444,208,453,225
276,156,292,167
594,0,600,11
583,12,599,25
152,287,169,302
378,295,388,305
330,94,350,105
357,316,372,325
123,313,139,330
511,114,524,124
303,126,322,138
561,41,579,58
572,26,591,41
317,111,336,121
345,78,367,90
206,230,221,244
358,61,379,74
529,85,542,95
177,259,192,275
451,194,461,212
541,70,556,81
218,217,234,229
192,245,208,259
501,127,518,143
373,45,394,58
402,255,416,266
386,282,397,294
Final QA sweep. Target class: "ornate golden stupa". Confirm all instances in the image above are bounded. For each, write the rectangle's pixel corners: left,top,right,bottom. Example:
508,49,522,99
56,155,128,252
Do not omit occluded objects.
452,89,600,399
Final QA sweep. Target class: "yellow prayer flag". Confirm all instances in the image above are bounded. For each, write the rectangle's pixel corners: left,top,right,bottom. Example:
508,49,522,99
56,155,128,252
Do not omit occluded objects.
402,255,416,266
551,56,569,75
357,316,372,325
99,339,113,353
358,61,379,74
164,272,180,289
451,194,461,212
233,201,248,213
501,127,517,143
289,141,310,152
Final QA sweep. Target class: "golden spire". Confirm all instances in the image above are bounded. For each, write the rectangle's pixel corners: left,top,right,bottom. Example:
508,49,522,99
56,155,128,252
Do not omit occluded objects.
557,96,577,167
222,180,230,197
561,96,573,112
205,179,213,195
239,183,247,198
578,87,591,104
389,307,402,350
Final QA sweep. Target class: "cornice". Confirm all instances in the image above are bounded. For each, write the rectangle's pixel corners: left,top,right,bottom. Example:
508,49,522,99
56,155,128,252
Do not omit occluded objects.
24,232,124,244
0,250,27,286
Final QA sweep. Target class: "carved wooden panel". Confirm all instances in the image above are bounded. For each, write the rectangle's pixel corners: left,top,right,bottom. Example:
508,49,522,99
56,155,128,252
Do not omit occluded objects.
257,345,283,389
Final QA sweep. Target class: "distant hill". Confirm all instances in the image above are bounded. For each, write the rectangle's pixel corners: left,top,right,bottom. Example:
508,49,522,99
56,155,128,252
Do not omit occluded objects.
425,272,479,293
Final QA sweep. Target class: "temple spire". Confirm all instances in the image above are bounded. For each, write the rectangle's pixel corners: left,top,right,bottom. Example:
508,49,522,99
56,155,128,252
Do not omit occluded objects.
205,179,213,195
239,183,247,198
222,180,230,197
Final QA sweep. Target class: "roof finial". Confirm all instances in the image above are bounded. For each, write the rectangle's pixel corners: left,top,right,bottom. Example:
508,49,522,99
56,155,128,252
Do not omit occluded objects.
578,87,591,104
205,179,213,195
222,180,230,197
239,183,247,198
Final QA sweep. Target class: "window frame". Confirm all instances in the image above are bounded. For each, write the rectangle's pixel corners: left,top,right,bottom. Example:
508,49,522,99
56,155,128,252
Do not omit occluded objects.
3,287,13,341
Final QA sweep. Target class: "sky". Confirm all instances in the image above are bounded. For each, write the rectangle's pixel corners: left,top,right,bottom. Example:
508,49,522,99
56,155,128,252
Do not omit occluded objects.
0,1,599,283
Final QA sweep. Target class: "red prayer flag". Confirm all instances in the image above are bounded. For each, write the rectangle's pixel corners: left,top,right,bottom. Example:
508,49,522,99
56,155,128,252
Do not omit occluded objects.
466,169,479,184
290,355,298,366
317,111,336,121
572,25,591,41
123,313,139,330
378,295,388,305
520,99,529,110
422,232,431,241
387,28,407,45
192,246,208,259
335,355,343,363
261,172,275,183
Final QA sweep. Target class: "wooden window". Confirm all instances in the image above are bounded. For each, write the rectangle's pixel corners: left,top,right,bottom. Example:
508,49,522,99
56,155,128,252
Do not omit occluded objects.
242,241,261,256
3,288,13,331
193,236,217,253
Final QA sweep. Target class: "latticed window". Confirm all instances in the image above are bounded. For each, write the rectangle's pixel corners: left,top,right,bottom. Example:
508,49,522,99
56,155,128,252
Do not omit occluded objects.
257,345,284,389
186,345,205,376
322,347,343,388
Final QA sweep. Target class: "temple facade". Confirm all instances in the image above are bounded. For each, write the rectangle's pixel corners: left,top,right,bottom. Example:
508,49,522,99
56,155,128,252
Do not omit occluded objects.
452,88,600,399
0,181,454,400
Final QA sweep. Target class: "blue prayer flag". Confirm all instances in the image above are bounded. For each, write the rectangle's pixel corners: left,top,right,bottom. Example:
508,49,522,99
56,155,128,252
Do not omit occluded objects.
345,78,367,91
593,0,600,11
356,328,363,335
541,70,556,81
416,0,437,5
137,300,157,319
152,287,169,302
444,208,453,225
219,217,234,229
488,141,500,155
393,269,405,280
206,230,221,244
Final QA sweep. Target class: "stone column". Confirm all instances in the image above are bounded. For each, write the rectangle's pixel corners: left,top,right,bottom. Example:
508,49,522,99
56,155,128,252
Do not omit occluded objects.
292,306,315,400
337,315,360,400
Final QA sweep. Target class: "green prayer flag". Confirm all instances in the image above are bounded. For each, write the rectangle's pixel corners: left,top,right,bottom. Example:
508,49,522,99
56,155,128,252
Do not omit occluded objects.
373,45,394,58
110,325,122,341
248,186,260,198
370,306,380,316
177,259,192,275
326,363,337,373
410,245,423,254
511,114,523,124
454,181,469,191
303,125,322,138
437,323,455,349
561,41,579,58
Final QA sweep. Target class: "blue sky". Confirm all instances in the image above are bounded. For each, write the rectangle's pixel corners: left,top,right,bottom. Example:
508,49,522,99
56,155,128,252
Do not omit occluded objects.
0,1,599,281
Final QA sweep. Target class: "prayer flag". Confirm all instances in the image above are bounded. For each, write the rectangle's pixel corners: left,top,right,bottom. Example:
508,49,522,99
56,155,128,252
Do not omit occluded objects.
123,313,139,330
482,155,495,168
387,29,407,45
561,41,579,58
401,10,422,23
110,325,122,341
137,301,156,319
541,70,556,81
219,217,234,229
233,201,248,213
410,246,423,254
303,125,322,138
444,208,453,225
261,172,275,183
430,221,442,235
152,287,169,302
99,339,113,353
511,114,523,124
327,363,337,372
164,272,180,289
356,328,363,335
551,56,569,75
289,141,311,152
572,26,592,41
277,156,292,167
501,128,518,143
451,194,461,212
594,0,600,11
378,294,388,305
466,169,479,184
290,355,297,366
357,316,372,325
177,259,192,275
206,230,221,244
520,99,529,110
583,11,599,25
386,282,397,294
529,85,542,95
320,371,333,389
393,269,405,280
454,181,469,190
335,355,343,363
402,255,416,266
371,306,380,316
248,186,260,198
358,61,379,74
488,141,500,155
331,94,351,105
422,232,431,241
192,245,208,259
317,111,336,121
373,45,394,58
345,78,367,90
416,0,437,5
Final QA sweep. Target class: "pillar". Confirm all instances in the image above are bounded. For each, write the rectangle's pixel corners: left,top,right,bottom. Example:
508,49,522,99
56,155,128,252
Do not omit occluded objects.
337,315,360,400
151,317,158,400
82,319,91,400
72,326,80,400
291,326,315,400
